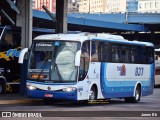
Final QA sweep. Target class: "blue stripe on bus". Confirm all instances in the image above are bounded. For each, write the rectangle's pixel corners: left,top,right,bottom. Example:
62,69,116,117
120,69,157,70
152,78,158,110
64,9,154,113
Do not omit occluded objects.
100,63,154,98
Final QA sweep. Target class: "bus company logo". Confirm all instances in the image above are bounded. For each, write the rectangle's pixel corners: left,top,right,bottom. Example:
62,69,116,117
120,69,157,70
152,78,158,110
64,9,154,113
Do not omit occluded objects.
117,65,126,76
47,86,51,90
36,43,52,47
6,49,20,58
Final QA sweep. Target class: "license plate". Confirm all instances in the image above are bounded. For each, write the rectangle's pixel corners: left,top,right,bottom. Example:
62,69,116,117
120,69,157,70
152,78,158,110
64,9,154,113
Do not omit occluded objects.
44,94,53,98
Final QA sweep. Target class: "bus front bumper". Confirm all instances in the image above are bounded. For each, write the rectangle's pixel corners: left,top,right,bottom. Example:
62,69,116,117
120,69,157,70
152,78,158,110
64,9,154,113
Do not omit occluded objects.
27,89,77,101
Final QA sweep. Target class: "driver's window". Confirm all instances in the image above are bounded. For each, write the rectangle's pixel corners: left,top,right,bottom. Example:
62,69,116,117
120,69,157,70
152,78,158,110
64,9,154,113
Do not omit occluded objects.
4,33,13,46
79,41,90,80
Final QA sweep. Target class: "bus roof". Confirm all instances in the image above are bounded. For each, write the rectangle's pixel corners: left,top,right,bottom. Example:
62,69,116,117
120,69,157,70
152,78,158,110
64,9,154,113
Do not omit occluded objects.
34,34,89,43
34,33,154,47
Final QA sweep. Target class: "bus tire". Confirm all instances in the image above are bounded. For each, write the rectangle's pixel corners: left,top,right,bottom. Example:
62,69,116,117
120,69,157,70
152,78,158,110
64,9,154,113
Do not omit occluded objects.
43,98,54,105
89,86,97,102
0,80,6,94
125,85,141,103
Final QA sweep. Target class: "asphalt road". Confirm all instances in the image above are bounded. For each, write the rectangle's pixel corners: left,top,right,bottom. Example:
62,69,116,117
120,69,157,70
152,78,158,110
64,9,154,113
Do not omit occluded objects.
0,88,160,120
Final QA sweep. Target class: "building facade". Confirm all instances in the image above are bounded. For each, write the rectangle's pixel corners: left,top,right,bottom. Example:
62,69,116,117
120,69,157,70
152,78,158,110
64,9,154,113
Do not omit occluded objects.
33,0,79,13
68,0,79,13
79,0,138,13
138,0,160,12
106,0,138,13
79,0,106,13
106,0,126,13
33,0,56,13
127,0,138,12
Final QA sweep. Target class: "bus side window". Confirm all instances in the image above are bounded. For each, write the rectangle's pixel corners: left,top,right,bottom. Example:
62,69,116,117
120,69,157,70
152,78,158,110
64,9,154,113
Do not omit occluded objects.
111,46,116,62
4,31,21,47
98,42,102,61
131,49,135,63
12,31,21,46
112,45,120,63
91,41,99,62
4,33,13,46
141,47,147,64
79,41,90,80
147,47,154,64
121,46,130,63
135,47,140,64
101,43,110,62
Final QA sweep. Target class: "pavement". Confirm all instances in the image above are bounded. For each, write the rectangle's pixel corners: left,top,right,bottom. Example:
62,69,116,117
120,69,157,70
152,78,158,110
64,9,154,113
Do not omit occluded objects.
0,94,40,105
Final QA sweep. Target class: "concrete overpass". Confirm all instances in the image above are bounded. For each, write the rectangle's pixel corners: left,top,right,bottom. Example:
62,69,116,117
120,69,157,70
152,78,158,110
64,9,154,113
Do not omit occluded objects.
1,0,160,45
68,12,160,31
33,10,149,32
33,10,160,45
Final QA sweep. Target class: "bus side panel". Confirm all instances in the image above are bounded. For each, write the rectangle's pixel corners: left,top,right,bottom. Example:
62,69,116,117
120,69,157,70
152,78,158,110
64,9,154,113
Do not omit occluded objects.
77,79,90,100
100,63,118,98
146,63,154,95
100,63,154,99
0,48,21,93
87,62,104,99
100,63,135,98
77,62,104,100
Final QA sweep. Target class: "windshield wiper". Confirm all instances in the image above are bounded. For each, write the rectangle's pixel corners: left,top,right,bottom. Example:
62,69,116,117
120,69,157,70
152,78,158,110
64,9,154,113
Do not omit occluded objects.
37,54,51,69
36,54,51,80
54,63,62,81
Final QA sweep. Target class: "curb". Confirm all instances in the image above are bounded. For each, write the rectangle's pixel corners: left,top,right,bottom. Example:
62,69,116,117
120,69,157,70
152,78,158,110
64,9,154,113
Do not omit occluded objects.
0,99,38,104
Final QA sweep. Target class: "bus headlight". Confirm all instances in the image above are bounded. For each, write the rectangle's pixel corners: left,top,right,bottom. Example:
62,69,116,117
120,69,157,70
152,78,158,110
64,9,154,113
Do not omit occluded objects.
63,87,76,92
27,85,36,90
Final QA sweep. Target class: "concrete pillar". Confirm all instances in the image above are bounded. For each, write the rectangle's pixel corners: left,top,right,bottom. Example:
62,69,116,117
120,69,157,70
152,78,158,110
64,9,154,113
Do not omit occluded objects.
151,30,155,43
56,0,68,34
16,0,32,95
134,31,139,40
16,0,32,48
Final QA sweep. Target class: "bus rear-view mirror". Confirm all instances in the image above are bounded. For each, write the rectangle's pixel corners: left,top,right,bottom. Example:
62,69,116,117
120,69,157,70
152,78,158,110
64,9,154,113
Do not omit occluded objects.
18,48,28,64
75,50,81,66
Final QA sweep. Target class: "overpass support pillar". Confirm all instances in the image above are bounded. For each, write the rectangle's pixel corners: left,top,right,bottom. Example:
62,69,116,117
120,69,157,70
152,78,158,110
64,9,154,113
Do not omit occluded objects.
16,0,32,48
151,31,155,43
16,0,32,95
134,32,139,40
56,0,68,33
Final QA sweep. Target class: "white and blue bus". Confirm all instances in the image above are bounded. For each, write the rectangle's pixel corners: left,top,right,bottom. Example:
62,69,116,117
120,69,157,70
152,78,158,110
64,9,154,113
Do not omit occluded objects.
155,49,160,86
19,33,155,104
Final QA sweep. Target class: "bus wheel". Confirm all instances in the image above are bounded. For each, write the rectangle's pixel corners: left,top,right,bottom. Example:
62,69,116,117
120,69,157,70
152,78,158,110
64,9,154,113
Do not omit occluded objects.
43,98,53,105
0,81,6,94
125,86,141,103
89,86,97,102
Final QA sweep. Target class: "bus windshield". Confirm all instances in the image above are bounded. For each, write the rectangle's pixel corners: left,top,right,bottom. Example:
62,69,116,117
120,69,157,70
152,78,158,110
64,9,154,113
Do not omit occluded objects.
28,41,80,83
